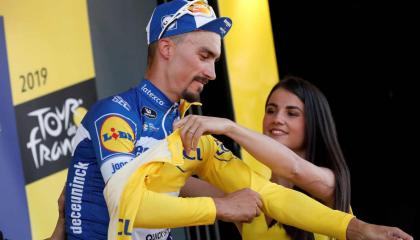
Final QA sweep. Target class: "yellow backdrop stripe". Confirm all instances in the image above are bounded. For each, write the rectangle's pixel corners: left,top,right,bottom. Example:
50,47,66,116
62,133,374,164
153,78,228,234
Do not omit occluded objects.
217,0,279,177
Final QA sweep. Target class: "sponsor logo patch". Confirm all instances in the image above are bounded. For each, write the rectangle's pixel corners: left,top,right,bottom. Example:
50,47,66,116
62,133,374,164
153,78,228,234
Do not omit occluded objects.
161,15,177,31
213,138,233,162
99,116,135,153
112,95,131,111
142,122,160,133
141,106,157,119
141,85,165,106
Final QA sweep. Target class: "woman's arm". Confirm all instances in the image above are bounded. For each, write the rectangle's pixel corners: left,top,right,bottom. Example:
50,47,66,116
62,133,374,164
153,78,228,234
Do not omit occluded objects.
174,115,335,204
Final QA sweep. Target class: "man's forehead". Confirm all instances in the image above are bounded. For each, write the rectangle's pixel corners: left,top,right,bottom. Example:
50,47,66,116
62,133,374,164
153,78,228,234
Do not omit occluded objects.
186,31,221,53
186,30,221,42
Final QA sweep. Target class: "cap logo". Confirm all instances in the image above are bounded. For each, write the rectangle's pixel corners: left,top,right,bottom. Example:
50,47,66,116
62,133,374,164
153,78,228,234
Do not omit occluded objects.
188,1,213,17
224,19,232,27
162,14,177,31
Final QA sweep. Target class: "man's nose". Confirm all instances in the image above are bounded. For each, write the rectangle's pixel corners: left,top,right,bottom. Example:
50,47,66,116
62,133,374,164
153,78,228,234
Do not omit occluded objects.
204,63,216,80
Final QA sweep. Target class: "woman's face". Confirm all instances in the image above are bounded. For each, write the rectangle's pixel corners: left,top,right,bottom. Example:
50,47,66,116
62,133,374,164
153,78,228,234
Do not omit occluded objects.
263,88,306,155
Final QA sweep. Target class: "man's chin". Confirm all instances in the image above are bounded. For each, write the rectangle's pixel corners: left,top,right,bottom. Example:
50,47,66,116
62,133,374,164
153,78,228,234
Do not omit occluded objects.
181,91,201,102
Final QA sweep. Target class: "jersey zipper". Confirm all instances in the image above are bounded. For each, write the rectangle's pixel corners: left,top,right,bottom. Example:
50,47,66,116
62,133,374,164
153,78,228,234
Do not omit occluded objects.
162,103,178,137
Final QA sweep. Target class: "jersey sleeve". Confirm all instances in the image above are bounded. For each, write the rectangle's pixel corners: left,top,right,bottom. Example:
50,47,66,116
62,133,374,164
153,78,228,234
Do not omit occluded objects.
107,174,216,240
133,188,216,228
104,132,217,240
196,135,353,240
82,99,139,182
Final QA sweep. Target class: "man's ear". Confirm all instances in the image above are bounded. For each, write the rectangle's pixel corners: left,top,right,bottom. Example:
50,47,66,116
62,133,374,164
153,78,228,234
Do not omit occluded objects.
157,38,174,60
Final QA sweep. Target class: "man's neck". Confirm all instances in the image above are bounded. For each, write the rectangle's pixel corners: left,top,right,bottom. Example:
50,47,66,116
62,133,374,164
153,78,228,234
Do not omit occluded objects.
145,67,179,103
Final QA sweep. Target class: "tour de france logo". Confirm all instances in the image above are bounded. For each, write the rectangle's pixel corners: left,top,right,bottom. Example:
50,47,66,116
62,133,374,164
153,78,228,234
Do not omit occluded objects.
100,116,135,153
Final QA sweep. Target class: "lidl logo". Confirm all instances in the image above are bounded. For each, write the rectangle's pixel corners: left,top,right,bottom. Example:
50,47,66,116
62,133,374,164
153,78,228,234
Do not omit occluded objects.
100,116,135,152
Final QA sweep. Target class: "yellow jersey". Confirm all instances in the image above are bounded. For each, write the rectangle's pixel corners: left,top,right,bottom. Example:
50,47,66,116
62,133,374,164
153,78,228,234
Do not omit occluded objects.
243,157,333,240
104,130,353,240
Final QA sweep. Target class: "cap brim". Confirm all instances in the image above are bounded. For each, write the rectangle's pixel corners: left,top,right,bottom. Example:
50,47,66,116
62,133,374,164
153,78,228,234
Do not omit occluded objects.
198,17,232,39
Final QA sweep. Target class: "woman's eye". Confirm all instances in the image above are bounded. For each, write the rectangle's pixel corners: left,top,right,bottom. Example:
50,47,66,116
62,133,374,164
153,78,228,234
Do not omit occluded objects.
288,111,299,117
266,108,275,114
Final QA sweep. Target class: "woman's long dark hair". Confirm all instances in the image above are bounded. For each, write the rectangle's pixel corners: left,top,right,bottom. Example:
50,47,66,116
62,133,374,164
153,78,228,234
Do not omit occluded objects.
265,76,351,240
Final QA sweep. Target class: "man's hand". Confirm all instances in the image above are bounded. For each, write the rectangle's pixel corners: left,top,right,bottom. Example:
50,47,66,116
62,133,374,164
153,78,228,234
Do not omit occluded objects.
213,188,262,223
347,217,413,240
50,186,66,240
57,187,65,219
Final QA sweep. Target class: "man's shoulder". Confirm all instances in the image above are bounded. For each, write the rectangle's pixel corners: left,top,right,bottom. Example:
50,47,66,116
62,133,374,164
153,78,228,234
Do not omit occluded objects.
83,89,140,124
95,89,138,112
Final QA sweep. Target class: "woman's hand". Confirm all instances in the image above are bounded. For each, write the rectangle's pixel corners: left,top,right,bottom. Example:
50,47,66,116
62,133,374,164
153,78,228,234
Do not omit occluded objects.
174,115,233,153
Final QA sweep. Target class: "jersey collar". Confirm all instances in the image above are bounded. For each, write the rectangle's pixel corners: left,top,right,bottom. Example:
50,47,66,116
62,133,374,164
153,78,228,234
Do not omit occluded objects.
138,79,174,109
138,79,202,115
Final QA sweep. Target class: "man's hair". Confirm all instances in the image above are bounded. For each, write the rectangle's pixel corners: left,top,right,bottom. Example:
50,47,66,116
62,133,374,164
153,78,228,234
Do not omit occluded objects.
147,34,186,66
147,42,158,66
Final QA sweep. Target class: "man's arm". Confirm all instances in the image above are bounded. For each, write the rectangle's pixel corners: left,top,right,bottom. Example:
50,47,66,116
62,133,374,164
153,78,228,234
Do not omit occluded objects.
181,176,245,232
134,187,262,227
103,136,264,240
50,186,66,240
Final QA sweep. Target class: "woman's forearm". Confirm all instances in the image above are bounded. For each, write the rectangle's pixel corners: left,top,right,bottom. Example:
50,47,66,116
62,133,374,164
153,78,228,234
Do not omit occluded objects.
225,122,335,203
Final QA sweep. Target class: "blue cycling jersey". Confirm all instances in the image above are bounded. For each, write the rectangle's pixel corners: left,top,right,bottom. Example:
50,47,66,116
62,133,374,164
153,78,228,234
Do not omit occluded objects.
65,79,178,240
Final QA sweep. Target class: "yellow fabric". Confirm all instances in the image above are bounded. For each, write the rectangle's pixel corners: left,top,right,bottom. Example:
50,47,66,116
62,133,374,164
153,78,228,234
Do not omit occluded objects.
198,137,353,240
242,216,331,240
243,155,272,180
179,100,202,118
105,131,354,240
242,215,289,239
243,157,353,240
104,133,216,240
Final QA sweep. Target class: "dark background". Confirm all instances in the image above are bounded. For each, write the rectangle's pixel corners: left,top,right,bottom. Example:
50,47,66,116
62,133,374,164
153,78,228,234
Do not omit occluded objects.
202,1,419,239
269,1,418,238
